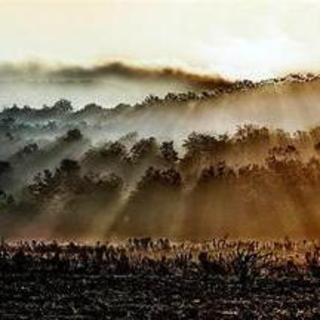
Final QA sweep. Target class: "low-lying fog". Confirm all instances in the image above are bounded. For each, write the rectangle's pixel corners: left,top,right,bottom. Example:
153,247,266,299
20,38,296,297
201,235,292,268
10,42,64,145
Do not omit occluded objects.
0,78,191,110
0,61,228,110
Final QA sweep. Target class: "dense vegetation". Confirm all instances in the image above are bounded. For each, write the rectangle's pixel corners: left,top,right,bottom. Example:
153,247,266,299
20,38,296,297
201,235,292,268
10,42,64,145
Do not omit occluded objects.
2,105,320,238
2,74,320,239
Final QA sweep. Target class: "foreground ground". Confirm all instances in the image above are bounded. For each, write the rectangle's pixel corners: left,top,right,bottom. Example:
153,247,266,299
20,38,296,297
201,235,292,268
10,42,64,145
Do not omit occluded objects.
1,238,320,319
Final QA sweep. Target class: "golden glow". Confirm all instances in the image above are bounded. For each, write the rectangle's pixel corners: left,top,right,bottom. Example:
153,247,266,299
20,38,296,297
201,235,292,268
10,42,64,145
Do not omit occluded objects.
0,0,320,80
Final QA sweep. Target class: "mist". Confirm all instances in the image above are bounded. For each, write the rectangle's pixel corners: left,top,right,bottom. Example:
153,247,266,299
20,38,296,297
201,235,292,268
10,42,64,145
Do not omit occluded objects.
2,75,320,239
0,61,229,109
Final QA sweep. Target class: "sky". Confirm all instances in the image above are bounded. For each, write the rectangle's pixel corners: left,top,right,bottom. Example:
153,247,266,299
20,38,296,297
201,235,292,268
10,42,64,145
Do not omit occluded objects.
0,0,320,80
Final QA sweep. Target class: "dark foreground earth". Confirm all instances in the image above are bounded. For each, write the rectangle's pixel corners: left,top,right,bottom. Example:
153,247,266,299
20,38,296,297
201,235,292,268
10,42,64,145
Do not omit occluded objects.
1,238,320,319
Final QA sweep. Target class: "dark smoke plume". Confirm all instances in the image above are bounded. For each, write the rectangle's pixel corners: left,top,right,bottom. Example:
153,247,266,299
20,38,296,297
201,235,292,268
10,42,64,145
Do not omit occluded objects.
0,61,231,89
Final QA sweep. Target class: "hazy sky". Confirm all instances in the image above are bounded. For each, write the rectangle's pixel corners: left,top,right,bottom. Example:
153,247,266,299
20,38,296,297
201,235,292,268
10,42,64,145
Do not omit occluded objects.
0,0,320,80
